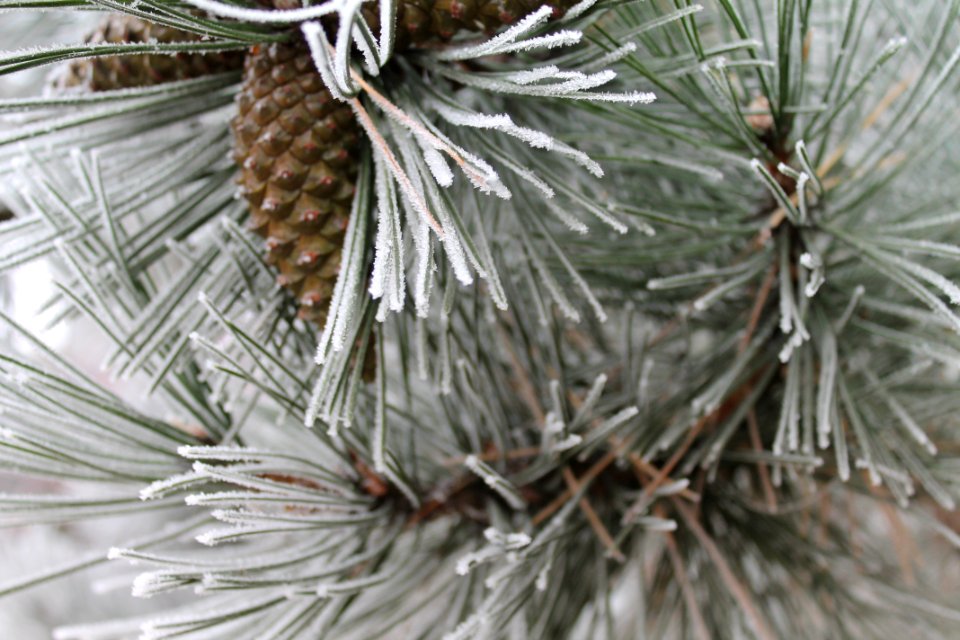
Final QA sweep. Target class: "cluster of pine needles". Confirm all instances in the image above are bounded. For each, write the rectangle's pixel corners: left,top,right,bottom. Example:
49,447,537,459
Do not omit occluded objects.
0,1,959,639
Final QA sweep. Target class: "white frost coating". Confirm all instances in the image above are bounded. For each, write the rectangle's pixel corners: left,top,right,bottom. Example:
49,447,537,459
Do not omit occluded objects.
433,6,566,61
369,164,395,302
551,433,583,451
887,251,960,305
431,104,552,149
799,252,818,268
478,30,584,57
779,269,794,335
535,564,550,591
543,200,588,234
584,406,639,447
631,153,723,182
884,35,908,55
544,411,565,434
498,159,555,198
795,173,810,224
751,158,799,222
503,67,599,86
570,373,607,430
463,455,525,510
548,69,618,93
356,99,442,229
483,527,531,550
106,547,128,561
351,21,381,76
389,123,477,288
775,162,802,181
563,0,599,19
301,22,352,102
885,392,937,456
526,241,581,322
177,445,261,461
443,613,483,640
651,479,690,497
130,571,181,599
313,212,357,363
455,546,500,576
139,471,201,500
411,210,433,318
535,218,610,321
332,0,365,95
315,567,400,597
422,145,454,187
581,43,638,72
817,335,838,449
430,62,653,104
330,157,374,355
194,527,236,546
579,200,626,234
550,141,605,177
376,0,396,61
635,516,678,532
778,329,807,363
369,87,508,201
856,459,910,487
638,359,654,405
503,65,565,85
433,99,605,177
442,138,510,199
184,0,341,22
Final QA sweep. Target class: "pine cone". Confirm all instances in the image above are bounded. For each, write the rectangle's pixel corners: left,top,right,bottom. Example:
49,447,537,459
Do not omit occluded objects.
230,42,360,327
55,16,243,91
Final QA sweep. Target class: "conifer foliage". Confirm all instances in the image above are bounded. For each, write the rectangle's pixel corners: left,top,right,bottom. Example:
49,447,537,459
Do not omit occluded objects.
0,2,959,639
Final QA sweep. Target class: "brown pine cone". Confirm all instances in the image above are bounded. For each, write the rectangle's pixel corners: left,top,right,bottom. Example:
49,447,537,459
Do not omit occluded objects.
230,41,360,327
55,15,243,91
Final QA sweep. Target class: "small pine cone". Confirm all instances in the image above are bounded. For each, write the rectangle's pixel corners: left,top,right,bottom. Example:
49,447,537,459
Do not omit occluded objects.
230,42,360,327
55,15,243,91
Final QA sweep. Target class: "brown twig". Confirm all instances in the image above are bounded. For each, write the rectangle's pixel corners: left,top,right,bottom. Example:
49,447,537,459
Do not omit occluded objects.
740,262,778,353
628,453,701,504
817,490,831,547
496,322,546,424
496,325,624,556
746,409,777,512
877,497,918,587
659,505,712,640
441,446,543,466
563,467,626,562
531,442,628,526
671,497,777,640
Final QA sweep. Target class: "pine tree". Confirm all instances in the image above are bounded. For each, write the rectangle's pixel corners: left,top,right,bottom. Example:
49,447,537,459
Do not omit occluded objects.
1,2,959,639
